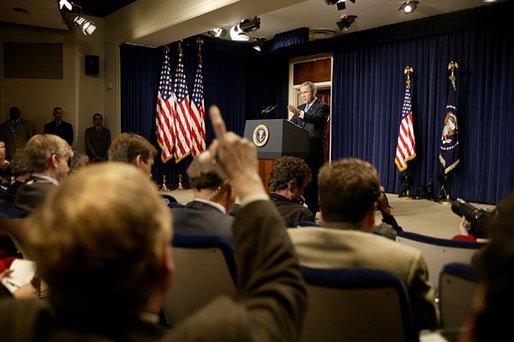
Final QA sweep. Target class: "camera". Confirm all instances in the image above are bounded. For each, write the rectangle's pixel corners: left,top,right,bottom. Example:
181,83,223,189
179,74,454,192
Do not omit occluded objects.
451,198,492,238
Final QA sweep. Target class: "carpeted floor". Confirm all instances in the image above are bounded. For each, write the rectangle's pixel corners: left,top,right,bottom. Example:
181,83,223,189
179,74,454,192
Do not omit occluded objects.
165,190,495,240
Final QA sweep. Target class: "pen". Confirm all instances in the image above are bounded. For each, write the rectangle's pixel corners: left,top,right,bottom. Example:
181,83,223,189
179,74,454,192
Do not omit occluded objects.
2,279,20,289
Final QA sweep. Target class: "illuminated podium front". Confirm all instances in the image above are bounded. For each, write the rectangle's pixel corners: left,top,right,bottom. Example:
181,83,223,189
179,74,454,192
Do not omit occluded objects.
243,119,310,190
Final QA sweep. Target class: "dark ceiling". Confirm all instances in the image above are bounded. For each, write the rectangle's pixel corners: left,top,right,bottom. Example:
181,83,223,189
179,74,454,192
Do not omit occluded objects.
79,0,137,18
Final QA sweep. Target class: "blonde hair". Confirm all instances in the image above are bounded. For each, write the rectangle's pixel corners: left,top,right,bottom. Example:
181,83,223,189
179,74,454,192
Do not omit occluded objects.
21,134,73,173
27,162,172,319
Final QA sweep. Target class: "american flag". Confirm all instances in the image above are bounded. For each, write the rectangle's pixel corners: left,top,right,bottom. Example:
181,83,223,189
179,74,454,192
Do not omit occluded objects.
155,50,176,163
190,57,206,157
395,82,416,171
172,52,192,162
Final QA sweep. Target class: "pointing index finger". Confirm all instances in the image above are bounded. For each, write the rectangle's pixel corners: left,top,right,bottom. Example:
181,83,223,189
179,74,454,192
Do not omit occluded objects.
209,105,227,140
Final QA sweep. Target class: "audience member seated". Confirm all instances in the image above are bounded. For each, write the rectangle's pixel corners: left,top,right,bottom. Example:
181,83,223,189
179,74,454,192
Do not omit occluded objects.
108,133,156,177
374,186,403,240
14,134,73,213
69,152,89,173
0,141,11,185
0,157,31,205
288,157,438,332
460,192,514,342
0,106,306,341
268,156,315,227
171,157,235,241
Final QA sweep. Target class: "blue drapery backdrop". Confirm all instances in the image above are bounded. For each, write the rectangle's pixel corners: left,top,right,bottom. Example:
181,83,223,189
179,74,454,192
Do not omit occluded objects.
120,1,513,204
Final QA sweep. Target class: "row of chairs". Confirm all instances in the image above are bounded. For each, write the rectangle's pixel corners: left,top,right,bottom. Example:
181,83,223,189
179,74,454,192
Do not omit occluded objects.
164,233,481,341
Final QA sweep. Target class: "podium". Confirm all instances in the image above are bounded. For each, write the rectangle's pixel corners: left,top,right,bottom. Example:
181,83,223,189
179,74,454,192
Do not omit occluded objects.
243,119,310,190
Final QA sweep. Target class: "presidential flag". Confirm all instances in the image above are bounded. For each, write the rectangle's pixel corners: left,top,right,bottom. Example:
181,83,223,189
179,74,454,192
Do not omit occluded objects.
190,54,206,157
395,72,416,172
439,62,460,174
155,50,176,163
172,51,192,162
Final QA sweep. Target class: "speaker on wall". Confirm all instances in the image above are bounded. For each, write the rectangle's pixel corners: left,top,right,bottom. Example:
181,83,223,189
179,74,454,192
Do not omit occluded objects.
85,55,99,75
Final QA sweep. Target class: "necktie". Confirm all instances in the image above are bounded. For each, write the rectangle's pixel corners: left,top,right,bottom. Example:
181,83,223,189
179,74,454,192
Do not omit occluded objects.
97,127,101,133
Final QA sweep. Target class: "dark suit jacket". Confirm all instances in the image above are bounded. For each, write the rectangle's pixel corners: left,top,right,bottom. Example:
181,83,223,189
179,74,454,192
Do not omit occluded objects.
0,119,35,159
269,193,315,227
85,126,111,161
0,200,307,341
295,99,330,140
291,98,329,163
44,120,73,146
172,200,233,241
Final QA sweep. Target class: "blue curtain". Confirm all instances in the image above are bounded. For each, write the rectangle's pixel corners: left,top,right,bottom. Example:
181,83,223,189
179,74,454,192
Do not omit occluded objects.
120,2,513,203
331,22,514,204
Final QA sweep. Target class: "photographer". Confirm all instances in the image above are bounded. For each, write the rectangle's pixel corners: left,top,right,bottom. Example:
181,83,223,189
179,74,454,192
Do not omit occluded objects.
451,198,492,243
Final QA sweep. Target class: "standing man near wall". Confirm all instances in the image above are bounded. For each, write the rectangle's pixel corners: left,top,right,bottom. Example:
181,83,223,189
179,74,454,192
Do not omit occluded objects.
44,107,74,146
288,81,330,215
0,107,36,160
85,113,111,162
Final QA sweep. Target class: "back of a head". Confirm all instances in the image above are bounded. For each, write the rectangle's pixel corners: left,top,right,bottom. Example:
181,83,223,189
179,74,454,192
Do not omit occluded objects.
187,157,224,190
22,134,73,173
319,158,380,224
108,133,156,164
472,192,514,341
268,156,312,192
26,163,172,322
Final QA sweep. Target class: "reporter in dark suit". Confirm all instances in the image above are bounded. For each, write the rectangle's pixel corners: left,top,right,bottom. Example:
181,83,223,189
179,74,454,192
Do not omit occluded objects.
288,81,330,214
43,107,74,146
85,113,111,162
171,156,235,241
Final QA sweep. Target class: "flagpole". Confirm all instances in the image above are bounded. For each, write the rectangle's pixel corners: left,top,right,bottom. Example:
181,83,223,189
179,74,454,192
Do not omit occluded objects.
437,61,459,204
396,66,416,199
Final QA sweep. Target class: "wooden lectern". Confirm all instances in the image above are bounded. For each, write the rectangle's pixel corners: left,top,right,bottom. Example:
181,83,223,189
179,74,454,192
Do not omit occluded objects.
243,119,310,191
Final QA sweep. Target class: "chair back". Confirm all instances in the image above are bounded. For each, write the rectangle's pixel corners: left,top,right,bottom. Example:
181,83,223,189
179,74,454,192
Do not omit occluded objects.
163,234,237,325
439,262,479,329
300,267,417,342
0,217,29,259
396,231,484,287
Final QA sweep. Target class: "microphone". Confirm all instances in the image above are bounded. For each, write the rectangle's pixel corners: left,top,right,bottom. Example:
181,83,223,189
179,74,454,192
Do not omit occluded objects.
261,104,277,114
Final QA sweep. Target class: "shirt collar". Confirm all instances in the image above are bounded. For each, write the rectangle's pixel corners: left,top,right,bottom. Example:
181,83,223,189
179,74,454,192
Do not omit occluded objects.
32,173,59,185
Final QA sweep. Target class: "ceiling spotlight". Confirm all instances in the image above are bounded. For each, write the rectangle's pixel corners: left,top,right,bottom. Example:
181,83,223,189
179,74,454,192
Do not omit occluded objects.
74,15,97,35
324,0,355,10
210,27,228,39
336,14,357,31
399,0,419,14
253,38,265,52
238,16,261,33
229,25,249,41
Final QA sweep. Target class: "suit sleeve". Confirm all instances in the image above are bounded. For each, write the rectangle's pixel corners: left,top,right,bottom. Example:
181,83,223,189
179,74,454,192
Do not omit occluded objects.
169,200,306,341
66,123,74,146
406,253,439,331
85,130,97,158
302,102,329,130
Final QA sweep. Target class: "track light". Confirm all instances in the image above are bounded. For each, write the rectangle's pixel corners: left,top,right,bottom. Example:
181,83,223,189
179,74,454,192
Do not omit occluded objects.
253,38,265,52
399,1,419,14
336,14,357,31
238,17,261,33
210,27,228,39
73,15,96,35
229,25,249,41
324,0,355,10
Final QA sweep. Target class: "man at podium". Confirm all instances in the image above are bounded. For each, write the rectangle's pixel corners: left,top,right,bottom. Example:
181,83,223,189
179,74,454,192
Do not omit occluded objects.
288,81,330,214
